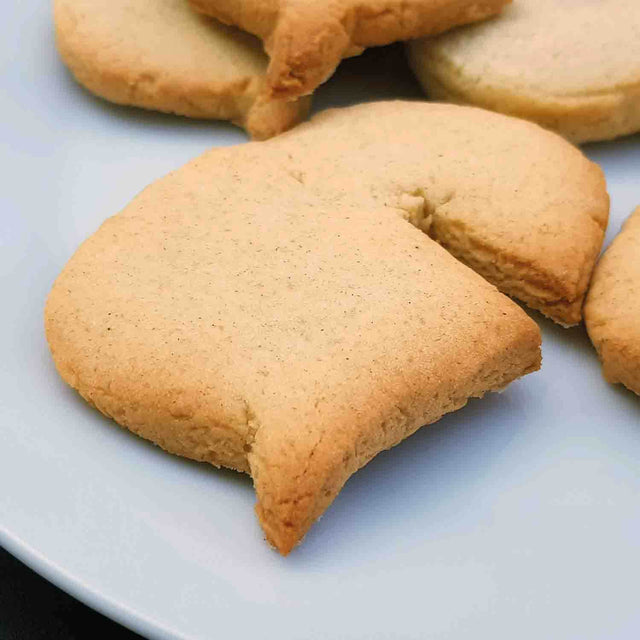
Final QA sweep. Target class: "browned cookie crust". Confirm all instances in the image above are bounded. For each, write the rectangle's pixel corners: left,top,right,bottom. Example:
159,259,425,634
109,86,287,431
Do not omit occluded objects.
189,0,510,99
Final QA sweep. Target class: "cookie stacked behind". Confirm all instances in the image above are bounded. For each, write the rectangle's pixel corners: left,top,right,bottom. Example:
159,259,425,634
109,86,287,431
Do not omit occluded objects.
46,101,612,553
585,207,640,396
189,0,511,100
54,0,310,139
55,0,640,144
407,0,640,143
54,0,513,137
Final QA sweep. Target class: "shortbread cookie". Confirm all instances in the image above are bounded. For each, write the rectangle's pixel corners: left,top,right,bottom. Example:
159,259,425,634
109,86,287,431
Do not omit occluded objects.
54,0,310,139
46,99,608,553
189,0,510,99
585,207,640,396
268,102,607,326
407,0,640,143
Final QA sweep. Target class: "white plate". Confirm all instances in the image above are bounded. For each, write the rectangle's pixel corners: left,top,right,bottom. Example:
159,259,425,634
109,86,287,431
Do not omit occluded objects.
2,3,639,639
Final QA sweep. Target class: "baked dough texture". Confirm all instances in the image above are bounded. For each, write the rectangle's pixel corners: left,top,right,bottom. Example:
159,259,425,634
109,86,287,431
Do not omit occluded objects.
53,0,310,139
407,0,640,143
585,207,640,396
46,100,609,553
189,0,510,99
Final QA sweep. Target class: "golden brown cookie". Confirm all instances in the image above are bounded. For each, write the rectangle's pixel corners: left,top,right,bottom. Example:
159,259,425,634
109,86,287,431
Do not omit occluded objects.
54,0,310,139
46,100,609,553
585,207,640,396
189,0,510,99
265,102,608,326
407,0,640,143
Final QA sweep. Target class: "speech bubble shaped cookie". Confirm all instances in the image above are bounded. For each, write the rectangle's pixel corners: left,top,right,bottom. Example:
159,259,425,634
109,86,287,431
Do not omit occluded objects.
46,101,610,553
190,0,510,99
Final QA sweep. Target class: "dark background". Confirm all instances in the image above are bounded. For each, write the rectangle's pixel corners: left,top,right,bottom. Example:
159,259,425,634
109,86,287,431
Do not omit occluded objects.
0,546,142,640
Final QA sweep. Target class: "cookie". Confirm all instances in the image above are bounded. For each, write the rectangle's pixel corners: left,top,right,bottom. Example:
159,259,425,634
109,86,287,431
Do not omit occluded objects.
53,0,310,139
407,0,640,143
584,207,640,396
46,99,608,553
267,102,607,327
189,0,510,100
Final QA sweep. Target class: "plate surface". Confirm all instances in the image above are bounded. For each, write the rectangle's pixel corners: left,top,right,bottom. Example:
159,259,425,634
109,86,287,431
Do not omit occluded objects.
1,3,639,639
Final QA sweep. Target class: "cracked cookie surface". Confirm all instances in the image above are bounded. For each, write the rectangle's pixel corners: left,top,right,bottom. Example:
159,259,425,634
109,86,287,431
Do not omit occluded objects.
54,0,310,139
46,101,609,553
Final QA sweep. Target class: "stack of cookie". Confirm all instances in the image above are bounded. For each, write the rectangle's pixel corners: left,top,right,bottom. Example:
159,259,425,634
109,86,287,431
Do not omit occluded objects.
55,0,640,143
48,0,639,554
55,0,512,138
